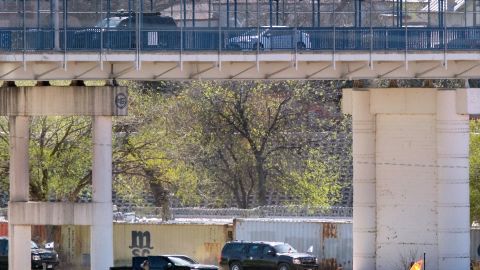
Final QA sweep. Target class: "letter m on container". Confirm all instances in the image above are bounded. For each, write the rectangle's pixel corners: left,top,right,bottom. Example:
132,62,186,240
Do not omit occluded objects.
129,231,154,249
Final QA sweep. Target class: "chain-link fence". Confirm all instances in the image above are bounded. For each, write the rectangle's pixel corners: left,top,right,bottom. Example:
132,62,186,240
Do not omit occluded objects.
117,205,352,222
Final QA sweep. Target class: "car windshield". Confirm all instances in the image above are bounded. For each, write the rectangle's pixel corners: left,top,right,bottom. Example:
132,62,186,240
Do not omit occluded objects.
243,28,268,36
168,256,193,266
274,244,297,253
95,17,125,28
31,241,38,249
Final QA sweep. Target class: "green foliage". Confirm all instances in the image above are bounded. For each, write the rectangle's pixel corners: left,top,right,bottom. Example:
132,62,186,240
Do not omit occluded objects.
471,120,480,222
0,117,9,192
29,116,92,201
161,80,349,208
112,84,200,208
0,116,92,201
0,80,349,211
286,149,343,207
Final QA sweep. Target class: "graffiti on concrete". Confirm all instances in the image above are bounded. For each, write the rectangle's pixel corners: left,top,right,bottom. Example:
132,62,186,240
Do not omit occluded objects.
129,231,154,256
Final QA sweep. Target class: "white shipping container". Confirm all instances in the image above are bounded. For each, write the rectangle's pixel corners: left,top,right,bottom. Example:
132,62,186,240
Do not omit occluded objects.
234,218,353,270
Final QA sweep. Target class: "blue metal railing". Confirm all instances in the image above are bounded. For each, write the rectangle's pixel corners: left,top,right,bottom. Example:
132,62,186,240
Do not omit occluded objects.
1,27,480,52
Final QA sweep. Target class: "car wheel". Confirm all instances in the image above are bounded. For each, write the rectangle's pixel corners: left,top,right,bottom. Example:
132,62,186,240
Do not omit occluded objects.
297,42,306,50
278,263,290,270
230,262,242,270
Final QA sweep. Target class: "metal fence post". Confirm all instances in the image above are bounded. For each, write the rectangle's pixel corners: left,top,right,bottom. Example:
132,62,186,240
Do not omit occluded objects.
63,0,67,69
333,0,336,69
180,0,184,70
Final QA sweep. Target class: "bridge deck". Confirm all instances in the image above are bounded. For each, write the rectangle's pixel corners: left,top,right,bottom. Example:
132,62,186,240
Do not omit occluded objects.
0,51,479,80
1,27,480,80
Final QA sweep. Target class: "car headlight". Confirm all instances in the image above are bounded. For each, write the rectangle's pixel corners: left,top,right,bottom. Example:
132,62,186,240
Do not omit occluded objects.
293,259,301,265
315,258,319,264
32,255,41,261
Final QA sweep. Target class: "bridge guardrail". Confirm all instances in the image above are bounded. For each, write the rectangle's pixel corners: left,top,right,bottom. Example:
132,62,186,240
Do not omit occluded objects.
1,27,480,52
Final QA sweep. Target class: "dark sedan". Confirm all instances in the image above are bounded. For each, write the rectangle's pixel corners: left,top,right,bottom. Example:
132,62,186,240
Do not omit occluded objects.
134,255,219,270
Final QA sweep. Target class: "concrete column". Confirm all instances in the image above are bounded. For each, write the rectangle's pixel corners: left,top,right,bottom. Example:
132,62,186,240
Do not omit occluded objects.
91,116,113,270
436,90,470,270
8,116,31,270
351,90,376,270
344,88,476,270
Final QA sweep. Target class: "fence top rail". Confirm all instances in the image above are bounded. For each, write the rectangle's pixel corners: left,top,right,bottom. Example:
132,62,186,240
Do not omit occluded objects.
0,206,353,223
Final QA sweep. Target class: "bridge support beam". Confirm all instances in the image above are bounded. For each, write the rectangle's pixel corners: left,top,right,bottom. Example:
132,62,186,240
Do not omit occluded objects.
8,116,31,270
91,116,114,270
1,83,127,270
436,90,470,270
343,87,478,270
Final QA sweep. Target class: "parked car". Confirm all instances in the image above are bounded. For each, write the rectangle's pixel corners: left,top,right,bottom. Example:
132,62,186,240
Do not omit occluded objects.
226,26,311,50
0,237,59,269
71,11,178,50
445,37,480,50
219,241,319,270
133,255,219,270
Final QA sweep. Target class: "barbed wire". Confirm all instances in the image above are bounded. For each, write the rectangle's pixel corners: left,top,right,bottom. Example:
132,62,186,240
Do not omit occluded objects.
355,160,468,169
0,206,353,222
124,205,353,220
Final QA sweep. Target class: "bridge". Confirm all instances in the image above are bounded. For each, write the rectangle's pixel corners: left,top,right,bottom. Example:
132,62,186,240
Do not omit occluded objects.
1,0,479,270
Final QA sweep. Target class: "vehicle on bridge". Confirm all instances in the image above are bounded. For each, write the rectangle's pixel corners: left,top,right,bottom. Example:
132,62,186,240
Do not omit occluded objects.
225,26,311,50
219,241,319,270
0,237,59,270
70,11,178,50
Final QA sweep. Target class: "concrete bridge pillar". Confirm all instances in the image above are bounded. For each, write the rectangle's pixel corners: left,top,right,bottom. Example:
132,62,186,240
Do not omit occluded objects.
343,87,479,270
436,90,470,270
91,116,114,269
351,90,376,270
8,116,31,270
1,83,127,270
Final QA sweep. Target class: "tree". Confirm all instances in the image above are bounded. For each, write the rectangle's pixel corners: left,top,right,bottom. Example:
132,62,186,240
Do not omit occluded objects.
165,80,346,208
113,82,200,218
470,120,480,222
0,116,93,202
285,149,343,207
0,79,349,212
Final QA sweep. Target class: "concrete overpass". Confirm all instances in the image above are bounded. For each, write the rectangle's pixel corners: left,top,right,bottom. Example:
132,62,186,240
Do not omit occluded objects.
1,0,480,269
2,49,477,270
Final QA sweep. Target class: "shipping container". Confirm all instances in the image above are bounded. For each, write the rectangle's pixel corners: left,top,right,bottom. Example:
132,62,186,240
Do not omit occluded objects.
113,223,233,266
58,222,233,268
60,225,91,268
233,218,353,270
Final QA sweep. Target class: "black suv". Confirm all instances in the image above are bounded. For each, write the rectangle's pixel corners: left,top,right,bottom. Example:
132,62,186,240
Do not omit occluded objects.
220,241,318,270
0,237,60,269
71,12,178,50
